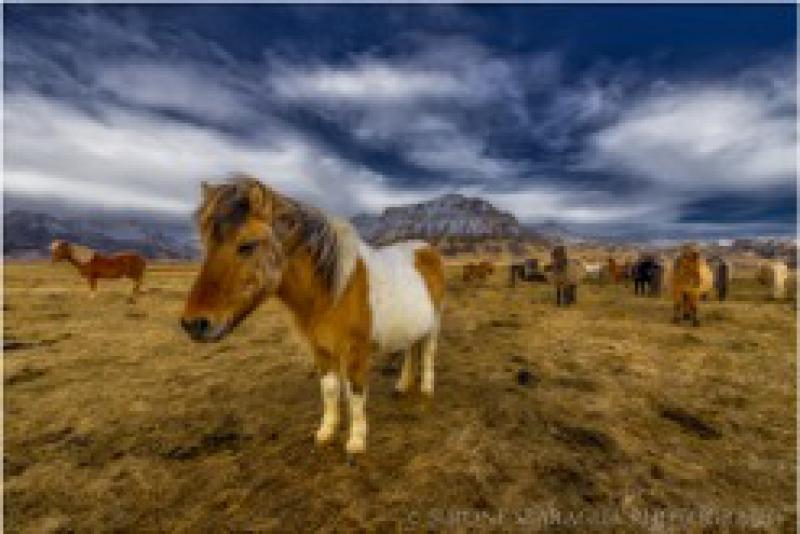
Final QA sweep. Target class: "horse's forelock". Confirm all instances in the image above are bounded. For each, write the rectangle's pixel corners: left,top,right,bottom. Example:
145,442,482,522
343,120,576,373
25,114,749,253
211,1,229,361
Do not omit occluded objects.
196,177,274,243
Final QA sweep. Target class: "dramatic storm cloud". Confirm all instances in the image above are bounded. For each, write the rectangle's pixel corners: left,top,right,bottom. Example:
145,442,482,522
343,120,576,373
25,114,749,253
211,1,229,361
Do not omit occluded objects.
3,5,796,236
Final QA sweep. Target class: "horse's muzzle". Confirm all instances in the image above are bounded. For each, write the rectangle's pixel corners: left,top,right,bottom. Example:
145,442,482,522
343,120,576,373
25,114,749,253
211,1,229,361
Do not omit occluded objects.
181,317,227,342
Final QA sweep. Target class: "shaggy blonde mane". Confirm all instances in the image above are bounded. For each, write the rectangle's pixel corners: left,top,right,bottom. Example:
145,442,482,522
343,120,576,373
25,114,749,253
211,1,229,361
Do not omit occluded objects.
69,243,96,265
196,175,361,303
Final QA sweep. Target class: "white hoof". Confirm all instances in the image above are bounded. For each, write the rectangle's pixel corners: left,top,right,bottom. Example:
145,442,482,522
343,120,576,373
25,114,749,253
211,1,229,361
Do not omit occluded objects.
345,436,366,454
315,425,336,445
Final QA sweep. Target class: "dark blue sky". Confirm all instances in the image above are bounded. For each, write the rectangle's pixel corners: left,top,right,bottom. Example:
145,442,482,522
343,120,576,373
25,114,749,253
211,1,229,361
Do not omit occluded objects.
4,4,797,236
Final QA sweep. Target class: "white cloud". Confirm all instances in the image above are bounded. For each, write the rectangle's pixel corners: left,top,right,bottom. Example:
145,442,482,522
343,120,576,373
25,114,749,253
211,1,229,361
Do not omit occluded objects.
266,39,531,184
589,85,796,192
94,62,255,123
271,62,462,101
2,93,387,216
477,186,662,224
3,9,795,233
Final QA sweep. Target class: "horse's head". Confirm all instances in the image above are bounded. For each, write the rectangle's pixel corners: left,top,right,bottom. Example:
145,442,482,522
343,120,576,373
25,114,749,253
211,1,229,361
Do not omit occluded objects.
50,240,70,262
181,176,300,342
677,243,701,276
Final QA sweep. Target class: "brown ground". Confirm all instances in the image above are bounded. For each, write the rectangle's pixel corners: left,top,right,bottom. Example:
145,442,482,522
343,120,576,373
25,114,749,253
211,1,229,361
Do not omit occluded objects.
4,261,797,532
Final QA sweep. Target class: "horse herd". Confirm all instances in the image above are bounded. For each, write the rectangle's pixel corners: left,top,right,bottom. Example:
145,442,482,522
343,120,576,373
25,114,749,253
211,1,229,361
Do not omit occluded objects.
464,243,793,326
45,176,794,454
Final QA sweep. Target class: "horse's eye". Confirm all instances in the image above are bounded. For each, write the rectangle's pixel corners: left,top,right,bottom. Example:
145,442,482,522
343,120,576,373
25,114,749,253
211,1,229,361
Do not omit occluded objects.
237,241,259,257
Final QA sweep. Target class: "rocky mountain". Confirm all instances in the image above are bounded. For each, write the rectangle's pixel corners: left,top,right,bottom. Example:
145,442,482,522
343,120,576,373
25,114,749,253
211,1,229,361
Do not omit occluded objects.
351,193,532,244
3,210,198,259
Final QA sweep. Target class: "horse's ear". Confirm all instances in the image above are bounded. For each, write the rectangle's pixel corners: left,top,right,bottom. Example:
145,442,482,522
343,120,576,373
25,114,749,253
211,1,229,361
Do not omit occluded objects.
246,181,271,218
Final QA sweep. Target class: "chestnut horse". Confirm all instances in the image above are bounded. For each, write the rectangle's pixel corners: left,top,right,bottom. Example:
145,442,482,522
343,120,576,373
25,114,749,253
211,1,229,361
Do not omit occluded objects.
181,176,445,454
672,244,707,326
462,261,494,282
50,240,146,299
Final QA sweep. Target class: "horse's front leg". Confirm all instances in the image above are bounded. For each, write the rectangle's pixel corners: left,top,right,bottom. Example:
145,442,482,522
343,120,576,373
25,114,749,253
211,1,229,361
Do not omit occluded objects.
345,348,370,454
313,350,340,446
88,276,98,298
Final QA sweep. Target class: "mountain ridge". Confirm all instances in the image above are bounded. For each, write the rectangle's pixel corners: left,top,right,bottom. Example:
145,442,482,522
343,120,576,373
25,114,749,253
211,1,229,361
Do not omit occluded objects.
3,193,568,259
351,192,552,244
3,210,197,259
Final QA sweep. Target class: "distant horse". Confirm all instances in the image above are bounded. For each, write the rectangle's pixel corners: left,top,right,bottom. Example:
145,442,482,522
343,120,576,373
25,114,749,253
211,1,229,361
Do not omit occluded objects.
509,258,546,286
633,255,660,296
551,246,584,306
583,262,603,281
672,244,707,326
603,257,630,284
50,240,145,299
181,176,444,455
463,261,494,282
757,261,789,299
708,257,732,301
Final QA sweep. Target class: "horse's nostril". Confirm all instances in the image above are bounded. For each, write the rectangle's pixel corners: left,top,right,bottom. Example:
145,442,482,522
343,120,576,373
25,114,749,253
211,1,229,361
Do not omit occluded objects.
197,317,210,333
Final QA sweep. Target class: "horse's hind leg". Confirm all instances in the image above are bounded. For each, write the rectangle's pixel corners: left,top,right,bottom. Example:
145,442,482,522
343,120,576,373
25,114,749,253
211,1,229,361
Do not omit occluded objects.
395,346,416,394
420,329,438,397
88,277,97,298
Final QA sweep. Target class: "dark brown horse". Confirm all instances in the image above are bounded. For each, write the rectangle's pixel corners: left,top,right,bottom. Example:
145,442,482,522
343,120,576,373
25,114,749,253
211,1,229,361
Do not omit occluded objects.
551,246,584,306
50,240,146,299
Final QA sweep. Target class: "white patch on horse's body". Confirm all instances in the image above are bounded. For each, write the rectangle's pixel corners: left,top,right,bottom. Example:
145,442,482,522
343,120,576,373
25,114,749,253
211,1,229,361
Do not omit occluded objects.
324,217,437,354
358,240,436,354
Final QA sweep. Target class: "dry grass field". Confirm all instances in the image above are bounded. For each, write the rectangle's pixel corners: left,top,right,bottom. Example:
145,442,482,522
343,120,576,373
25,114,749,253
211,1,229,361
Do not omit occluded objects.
4,260,797,532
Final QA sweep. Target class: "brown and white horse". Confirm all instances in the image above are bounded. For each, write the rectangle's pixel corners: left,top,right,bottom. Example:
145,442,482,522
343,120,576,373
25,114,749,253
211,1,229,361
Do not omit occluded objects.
181,176,445,454
50,240,146,299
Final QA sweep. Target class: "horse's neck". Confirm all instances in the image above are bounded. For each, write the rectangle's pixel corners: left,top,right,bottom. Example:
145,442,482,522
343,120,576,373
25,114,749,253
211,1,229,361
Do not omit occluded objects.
68,244,96,266
277,250,334,330
66,253,90,271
